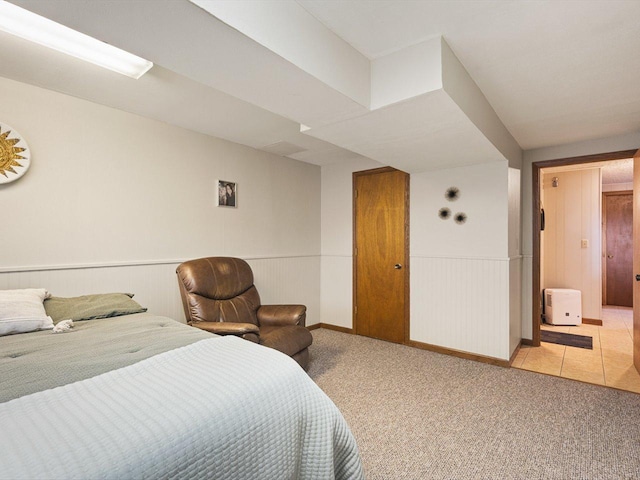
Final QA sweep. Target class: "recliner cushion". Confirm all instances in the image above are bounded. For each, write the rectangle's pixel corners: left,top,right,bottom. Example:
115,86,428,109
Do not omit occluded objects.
259,325,312,358
177,257,255,300
186,287,260,325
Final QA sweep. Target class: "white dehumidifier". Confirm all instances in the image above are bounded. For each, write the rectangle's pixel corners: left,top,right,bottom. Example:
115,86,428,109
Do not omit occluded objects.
545,288,582,325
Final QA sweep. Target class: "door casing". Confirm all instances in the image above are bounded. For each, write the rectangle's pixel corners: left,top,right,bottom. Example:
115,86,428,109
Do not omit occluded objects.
632,150,640,372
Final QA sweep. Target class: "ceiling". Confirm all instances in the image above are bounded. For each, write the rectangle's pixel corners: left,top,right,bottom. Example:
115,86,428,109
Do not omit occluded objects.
601,159,634,185
2,0,640,172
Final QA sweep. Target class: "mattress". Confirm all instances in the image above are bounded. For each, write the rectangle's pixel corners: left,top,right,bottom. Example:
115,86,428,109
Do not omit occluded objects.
0,314,363,479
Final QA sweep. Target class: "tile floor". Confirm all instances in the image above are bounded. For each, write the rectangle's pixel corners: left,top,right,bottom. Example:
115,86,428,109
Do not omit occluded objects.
513,306,640,394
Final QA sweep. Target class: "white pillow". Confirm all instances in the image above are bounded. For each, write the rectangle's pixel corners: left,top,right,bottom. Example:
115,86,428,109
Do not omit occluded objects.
0,288,54,336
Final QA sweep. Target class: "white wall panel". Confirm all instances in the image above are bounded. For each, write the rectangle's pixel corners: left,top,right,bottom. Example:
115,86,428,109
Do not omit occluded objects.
247,256,320,326
0,256,319,325
411,256,510,360
320,255,352,329
541,169,602,320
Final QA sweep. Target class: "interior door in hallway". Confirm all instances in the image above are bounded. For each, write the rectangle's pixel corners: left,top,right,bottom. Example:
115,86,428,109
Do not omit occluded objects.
353,167,409,344
604,192,633,307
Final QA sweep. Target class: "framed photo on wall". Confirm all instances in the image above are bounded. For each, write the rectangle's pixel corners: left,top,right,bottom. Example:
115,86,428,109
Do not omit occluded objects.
217,180,237,207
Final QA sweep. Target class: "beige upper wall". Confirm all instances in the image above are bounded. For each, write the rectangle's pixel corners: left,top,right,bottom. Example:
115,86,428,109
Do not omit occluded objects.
0,76,321,269
412,161,510,258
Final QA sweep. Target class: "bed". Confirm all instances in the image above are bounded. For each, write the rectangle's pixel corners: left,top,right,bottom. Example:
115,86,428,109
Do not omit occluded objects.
0,291,364,480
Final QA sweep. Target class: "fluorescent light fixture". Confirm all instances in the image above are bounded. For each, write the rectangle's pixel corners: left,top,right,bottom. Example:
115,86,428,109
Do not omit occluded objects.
0,1,153,79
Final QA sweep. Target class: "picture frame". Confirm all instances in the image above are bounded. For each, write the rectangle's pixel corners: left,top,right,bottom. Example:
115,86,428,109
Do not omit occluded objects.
217,180,237,207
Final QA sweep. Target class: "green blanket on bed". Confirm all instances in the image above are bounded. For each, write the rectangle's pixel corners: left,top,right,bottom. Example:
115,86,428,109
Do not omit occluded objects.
0,313,214,403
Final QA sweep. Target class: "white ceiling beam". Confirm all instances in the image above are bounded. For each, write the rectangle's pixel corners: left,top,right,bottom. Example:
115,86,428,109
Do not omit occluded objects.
303,37,521,172
371,38,443,110
191,0,370,109
441,39,522,168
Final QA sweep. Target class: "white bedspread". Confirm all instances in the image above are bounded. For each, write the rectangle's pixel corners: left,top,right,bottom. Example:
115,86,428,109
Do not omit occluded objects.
0,336,364,480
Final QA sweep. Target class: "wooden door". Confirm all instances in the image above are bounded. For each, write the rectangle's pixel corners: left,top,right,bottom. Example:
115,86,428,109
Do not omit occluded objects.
353,167,409,344
603,192,633,307
634,150,640,373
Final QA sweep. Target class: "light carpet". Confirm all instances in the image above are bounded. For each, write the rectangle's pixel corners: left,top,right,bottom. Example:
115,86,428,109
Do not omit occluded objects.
307,329,640,480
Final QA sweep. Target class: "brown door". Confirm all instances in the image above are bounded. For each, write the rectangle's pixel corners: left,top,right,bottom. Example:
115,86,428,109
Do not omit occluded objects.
603,192,633,307
633,150,640,373
353,167,409,344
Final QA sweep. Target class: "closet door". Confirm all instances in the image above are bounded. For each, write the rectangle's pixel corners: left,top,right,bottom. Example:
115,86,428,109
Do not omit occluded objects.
603,191,633,307
353,167,409,344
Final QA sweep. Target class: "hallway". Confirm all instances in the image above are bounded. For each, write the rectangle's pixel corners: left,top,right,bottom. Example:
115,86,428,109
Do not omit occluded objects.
513,307,640,393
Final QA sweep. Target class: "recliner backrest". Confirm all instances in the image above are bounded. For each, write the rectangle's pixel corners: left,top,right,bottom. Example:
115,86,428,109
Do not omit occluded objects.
176,257,261,325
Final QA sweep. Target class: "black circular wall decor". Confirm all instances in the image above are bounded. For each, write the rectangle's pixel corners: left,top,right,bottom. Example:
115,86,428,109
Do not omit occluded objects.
438,207,451,220
445,187,460,201
454,212,467,225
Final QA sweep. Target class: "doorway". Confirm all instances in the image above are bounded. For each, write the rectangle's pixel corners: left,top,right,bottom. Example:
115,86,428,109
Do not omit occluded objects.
512,150,640,393
531,149,637,347
529,149,640,390
353,167,409,344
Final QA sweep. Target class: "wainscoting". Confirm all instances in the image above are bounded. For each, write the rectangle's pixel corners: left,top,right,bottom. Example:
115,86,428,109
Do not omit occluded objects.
320,255,353,329
0,256,321,325
318,254,518,361
411,255,513,360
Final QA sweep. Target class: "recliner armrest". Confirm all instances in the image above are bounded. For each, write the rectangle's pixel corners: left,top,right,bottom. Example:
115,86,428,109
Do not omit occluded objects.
257,305,306,327
192,321,260,336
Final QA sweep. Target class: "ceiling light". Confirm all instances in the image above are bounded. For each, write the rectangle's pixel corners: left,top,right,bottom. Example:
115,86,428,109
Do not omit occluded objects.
0,1,153,79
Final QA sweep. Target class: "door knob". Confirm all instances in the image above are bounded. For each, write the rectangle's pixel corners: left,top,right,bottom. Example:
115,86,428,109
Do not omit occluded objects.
607,254,614,258
394,264,403,269
636,274,640,282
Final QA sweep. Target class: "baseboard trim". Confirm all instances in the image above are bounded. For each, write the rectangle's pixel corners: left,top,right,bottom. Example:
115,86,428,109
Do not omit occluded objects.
307,324,321,331
406,340,510,368
582,318,603,326
521,338,533,346
315,323,355,334
313,324,509,366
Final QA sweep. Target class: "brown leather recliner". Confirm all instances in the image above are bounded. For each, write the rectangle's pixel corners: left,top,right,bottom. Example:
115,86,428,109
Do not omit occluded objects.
176,257,312,370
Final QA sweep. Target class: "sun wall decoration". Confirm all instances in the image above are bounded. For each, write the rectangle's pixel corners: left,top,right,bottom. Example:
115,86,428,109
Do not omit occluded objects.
0,123,31,184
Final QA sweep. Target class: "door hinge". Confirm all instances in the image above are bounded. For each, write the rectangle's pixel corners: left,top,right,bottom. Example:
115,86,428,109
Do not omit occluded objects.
354,305,357,314
354,189,358,198
354,247,358,256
